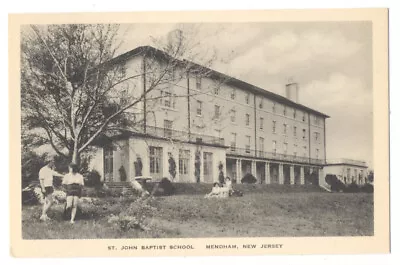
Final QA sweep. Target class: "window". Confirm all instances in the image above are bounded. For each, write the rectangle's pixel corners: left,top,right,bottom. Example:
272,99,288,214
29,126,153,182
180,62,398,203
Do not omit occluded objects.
294,126,297,137
272,120,276,133
179,150,190,176
293,109,297,119
272,141,277,155
293,144,298,157
314,132,320,142
164,92,171,107
283,106,287,116
231,109,236,122
172,94,176,108
169,67,176,80
245,136,251,153
272,102,276,113
245,114,250,126
164,119,173,138
196,76,202,90
314,115,320,125
196,100,202,116
214,86,220,95
283,124,288,135
230,133,237,151
302,129,306,140
284,143,288,155
103,147,113,181
245,93,250,104
160,91,164,104
120,88,128,106
149,146,163,176
231,88,236,100
303,146,307,157
259,98,263,109
260,117,264,130
259,137,264,155
302,112,306,122
214,105,220,119
203,152,213,181
316,148,319,159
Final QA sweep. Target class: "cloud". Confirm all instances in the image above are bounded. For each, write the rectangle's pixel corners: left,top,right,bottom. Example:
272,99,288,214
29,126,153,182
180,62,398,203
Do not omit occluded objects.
300,73,373,166
227,29,363,76
301,72,371,111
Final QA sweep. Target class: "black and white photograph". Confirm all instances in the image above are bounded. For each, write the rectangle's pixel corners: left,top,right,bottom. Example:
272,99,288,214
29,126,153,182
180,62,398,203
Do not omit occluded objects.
9,8,389,257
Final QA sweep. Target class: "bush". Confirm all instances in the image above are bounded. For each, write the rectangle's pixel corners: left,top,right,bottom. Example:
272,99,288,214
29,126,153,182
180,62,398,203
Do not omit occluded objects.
22,188,40,205
84,170,102,187
360,183,374,193
325,174,346,192
344,182,360,193
218,162,224,184
241,173,257,184
153,178,175,196
107,199,157,231
21,151,48,188
119,166,127,182
95,186,113,198
53,176,63,188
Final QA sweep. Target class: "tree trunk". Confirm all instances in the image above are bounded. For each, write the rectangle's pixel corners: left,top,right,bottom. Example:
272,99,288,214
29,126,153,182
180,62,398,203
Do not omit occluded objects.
71,142,80,165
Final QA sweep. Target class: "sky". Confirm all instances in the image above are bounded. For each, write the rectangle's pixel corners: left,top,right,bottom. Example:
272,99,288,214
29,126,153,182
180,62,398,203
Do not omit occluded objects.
116,22,373,168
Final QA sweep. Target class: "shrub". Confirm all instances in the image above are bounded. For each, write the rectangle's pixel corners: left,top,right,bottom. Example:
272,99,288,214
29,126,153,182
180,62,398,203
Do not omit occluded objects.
241,173,257,184
154,178,175,196
344,182,360,193
84,170,102,187
107,199,157,231
53,176,63,188
22,187,41,205
325,174,346,192
360,183,374,193
95,186,113,198
21,151,48,188
168,155,176,180
218,162,224,184
119,166,127,182
194,151,201,183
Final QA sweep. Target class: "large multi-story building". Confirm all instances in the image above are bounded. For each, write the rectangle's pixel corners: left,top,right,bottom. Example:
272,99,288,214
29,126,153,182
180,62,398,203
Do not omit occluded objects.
90,46,330,186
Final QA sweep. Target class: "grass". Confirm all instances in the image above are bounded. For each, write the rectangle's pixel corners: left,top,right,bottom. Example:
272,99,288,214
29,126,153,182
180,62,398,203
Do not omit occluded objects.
22,184,373,239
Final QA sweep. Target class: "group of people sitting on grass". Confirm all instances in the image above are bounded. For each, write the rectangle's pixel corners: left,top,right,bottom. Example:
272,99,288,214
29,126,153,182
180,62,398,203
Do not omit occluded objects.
204,177,242,198
38,160,84,224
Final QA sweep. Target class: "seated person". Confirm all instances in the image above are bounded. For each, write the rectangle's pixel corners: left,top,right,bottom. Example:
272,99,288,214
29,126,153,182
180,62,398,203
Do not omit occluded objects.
205,182,229,198
224,177,233,195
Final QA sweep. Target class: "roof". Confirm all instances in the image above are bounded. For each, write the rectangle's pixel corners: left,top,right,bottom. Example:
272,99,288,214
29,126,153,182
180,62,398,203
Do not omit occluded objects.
325,158,368,168
107,45,330,118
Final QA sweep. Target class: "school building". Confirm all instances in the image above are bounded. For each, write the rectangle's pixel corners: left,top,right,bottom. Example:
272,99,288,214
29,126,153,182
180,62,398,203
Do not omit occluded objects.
87,45,359,188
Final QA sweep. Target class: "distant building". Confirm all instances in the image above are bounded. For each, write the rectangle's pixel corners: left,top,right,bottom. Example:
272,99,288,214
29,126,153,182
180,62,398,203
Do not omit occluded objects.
324,159,368,185
89,46,332,186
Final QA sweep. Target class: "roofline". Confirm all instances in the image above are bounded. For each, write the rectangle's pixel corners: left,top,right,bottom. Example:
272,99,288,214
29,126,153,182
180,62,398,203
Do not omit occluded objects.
324,163,368,168
109,45,330,118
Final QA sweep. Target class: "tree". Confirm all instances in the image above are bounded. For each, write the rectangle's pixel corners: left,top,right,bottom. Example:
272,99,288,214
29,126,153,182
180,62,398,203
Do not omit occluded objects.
21,24,223,165
367,170,374,183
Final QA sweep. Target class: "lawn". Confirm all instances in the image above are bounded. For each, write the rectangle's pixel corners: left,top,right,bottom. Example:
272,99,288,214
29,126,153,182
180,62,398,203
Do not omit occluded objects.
22,184,373,239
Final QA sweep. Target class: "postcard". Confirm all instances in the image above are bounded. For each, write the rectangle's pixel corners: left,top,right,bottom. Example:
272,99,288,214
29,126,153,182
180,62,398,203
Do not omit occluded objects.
9,8,389,257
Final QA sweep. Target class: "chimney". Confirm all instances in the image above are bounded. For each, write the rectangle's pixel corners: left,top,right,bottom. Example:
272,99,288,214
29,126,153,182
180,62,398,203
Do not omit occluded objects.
285,80,299,103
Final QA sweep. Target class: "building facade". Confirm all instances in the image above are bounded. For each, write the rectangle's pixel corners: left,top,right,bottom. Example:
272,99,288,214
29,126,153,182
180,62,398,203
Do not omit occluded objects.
324,159,369,185
89,46,330,186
